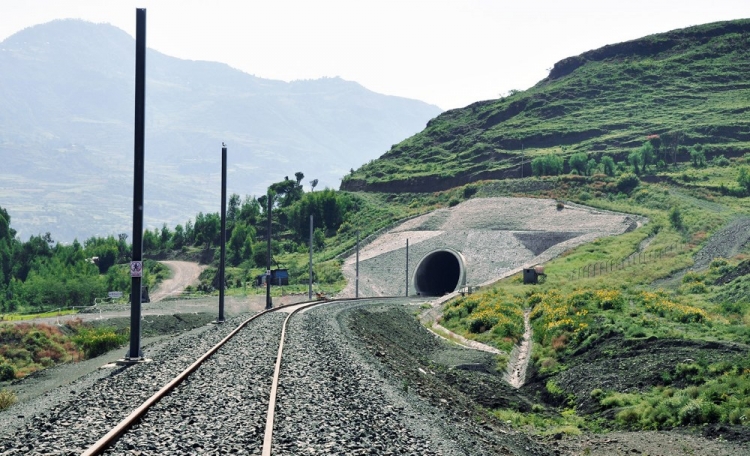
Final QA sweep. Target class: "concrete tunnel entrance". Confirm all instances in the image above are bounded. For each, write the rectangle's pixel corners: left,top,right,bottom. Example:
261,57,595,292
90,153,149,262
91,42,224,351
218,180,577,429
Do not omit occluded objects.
414,249,465,296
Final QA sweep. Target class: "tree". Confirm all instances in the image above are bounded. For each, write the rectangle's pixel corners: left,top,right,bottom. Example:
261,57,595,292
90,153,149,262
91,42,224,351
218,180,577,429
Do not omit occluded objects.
238,196,261,225
669,207,684,231
269,178,302,208
531,155,564,176
193,212,221,248
738,167,750,194
628,150,643,175
638,142,655,171
600,155,616,176
663,131,684,166
690,147,706,167
568,152,588,175
227,193,241,223
172,224,186,250
228,222,254,266
309,179,319,192
294,172,304,185
143,229,158,253
159,224,171,250
586,159,599,176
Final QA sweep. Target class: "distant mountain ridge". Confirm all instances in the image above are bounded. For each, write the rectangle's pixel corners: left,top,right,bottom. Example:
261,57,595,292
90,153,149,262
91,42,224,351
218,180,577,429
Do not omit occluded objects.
341,19,750,193
0,20,441,241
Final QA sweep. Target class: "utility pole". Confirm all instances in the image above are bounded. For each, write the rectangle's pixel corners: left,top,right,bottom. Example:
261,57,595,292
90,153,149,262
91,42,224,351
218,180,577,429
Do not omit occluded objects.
308,215,313,300
126,8,146,362
217,144,227,323
405,239,409,297
265,191,272,309
355,230,360,298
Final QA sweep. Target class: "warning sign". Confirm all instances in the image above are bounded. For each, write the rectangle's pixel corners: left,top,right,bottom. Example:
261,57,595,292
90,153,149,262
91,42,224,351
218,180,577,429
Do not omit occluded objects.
130,261,143,278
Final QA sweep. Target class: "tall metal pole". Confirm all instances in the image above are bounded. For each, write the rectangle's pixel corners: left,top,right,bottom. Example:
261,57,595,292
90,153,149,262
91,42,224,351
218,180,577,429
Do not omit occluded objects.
265,192,272,309
217,144,227,323
127,8,146,361
308,214,313,300
405,239,409,297
355,230,360,298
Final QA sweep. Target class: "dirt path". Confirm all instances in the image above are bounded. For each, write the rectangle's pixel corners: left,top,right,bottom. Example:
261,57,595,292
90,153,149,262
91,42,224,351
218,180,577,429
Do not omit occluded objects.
149,261,206,302
505,309,532,388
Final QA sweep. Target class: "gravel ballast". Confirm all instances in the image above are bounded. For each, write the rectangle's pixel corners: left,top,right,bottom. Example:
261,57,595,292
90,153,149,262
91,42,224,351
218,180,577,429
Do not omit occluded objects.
0,314,268,455
272,299,553,455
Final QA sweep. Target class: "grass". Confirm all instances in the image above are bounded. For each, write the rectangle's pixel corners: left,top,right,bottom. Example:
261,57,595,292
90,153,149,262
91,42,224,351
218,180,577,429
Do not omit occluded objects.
342,20,750,193
0,309,78,322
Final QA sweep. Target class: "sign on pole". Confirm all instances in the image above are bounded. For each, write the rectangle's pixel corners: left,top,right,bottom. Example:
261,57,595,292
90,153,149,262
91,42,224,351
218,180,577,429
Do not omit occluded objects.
130,261,143,277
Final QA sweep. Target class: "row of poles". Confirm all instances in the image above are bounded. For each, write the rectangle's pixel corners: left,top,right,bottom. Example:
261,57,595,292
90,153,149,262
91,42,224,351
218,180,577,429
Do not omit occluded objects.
125,9,413,361
571,244,677,280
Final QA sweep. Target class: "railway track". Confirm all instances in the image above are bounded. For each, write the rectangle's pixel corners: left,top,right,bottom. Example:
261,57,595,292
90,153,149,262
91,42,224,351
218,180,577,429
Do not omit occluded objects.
77,299,336,455
1,297,553,455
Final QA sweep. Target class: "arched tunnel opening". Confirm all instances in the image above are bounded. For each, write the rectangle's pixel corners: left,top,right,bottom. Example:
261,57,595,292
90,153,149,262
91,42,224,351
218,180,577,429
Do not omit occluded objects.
414,250,463,296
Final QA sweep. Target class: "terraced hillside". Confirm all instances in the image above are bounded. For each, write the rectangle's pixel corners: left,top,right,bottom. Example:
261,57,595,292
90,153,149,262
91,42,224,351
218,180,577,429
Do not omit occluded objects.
341,19,750,192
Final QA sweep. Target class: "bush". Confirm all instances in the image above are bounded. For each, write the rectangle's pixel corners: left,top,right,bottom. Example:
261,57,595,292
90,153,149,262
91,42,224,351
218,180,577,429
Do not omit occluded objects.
669,207,683,231
0,389,16,410
616,173,640,194
0,362,16,381
72,327,128,358
711,154,730,167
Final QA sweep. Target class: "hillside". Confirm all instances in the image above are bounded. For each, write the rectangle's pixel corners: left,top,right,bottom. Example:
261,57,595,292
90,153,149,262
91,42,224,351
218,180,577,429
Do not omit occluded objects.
0,20,441,241
341,19,750,192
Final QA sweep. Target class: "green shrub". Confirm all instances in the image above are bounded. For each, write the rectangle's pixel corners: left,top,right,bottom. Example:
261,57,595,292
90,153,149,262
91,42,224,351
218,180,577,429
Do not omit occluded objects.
72,327,128,358
675,363,704,383
616,406,641,425
616,173,640,193
0,389,16,410
590,388,605,400
0,363,16,381
669,207,684,231
678,399,705,425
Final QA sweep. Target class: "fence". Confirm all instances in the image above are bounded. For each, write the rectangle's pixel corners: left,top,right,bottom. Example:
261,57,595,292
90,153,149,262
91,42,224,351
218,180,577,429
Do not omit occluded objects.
571,244,679,280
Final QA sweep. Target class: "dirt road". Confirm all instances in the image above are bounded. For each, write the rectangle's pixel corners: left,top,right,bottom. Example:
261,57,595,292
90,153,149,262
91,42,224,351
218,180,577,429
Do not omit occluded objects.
149,260,206,302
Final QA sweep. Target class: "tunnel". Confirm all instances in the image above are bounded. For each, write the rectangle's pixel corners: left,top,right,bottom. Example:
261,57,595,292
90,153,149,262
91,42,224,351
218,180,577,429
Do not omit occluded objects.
414,249,465,296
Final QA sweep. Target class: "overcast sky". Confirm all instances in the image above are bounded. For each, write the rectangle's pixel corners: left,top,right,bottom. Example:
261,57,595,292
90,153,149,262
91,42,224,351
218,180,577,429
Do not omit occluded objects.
2,1,750,110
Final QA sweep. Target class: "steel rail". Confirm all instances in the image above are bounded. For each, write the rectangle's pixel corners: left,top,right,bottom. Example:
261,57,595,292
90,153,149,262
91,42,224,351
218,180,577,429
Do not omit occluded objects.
81,304,285,456
81,296,399,456
261,299,338,456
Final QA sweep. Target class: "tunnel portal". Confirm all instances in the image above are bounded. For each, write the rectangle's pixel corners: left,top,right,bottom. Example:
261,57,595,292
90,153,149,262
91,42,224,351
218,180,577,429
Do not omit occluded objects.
414,250,464,296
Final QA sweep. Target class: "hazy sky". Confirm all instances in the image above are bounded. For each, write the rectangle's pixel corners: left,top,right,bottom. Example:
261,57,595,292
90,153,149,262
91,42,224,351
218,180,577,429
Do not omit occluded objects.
2,1,750,110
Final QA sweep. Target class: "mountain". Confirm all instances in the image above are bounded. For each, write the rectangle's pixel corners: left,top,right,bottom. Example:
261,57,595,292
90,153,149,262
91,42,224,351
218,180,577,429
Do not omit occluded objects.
0,20,441,242
341,19,750,193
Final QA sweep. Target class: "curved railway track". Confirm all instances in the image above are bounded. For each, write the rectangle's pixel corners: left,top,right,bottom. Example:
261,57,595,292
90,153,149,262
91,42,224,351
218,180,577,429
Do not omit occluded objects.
80,298,339,455
1,296,552,455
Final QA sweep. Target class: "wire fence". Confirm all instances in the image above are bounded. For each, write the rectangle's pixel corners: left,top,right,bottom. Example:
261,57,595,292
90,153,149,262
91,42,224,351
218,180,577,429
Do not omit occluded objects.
571,244,680,281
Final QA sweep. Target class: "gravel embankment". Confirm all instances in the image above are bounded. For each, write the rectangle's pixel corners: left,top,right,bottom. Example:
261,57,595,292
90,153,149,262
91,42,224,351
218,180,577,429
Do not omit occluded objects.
0,314,267,455
272,299,553,455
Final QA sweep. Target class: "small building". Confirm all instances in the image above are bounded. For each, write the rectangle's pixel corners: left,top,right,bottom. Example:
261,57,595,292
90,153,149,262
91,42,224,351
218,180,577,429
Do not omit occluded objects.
255,269,289,286
523,265,545,284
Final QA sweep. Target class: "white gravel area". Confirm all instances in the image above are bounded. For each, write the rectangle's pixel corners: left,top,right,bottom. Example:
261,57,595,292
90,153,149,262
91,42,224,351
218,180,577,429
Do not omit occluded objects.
340,197,642,297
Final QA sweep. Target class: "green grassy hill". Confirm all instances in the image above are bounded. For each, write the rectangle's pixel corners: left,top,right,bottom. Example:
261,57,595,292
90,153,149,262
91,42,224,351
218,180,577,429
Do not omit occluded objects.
341,19,750,192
